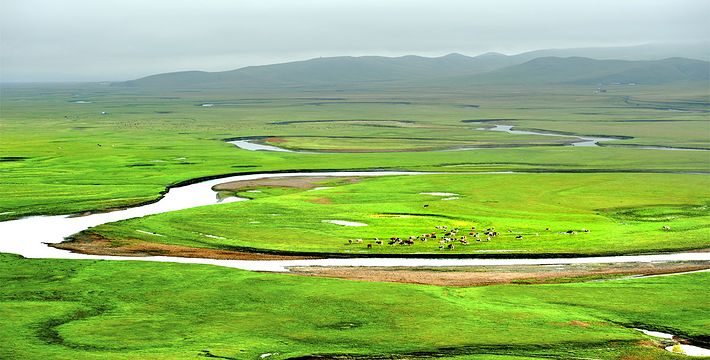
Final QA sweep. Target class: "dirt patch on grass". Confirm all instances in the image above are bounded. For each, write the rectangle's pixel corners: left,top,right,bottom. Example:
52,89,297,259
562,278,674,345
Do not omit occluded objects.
551,320,590,327
50,233,317,261
311,198,333,204
286,262,710,287
213,177,361,191
266,137,287,144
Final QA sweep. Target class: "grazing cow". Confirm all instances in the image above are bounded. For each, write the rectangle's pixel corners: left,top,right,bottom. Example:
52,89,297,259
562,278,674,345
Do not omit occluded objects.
584,229,590,233
349,239,353,245
439,245,444,250
367,244,372,249
515,235,523,239
424,204,429,208
356,239,363,243
486,237,491,242
663,226,670,230
508,229,512,233
438,240,446,244
471,226,476,230
375,240,383,245
546,227,550,231
447,244,454,250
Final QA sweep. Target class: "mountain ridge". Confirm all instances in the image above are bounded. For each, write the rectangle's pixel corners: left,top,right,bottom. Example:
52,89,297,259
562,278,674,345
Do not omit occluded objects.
111,43,710,89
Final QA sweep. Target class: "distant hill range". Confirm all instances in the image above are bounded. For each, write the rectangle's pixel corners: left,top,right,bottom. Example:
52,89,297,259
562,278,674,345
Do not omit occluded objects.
111,43,710,88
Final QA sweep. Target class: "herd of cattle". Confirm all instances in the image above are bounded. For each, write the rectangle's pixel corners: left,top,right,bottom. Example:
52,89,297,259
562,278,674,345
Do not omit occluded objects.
346,224,672,250
347,225,595,250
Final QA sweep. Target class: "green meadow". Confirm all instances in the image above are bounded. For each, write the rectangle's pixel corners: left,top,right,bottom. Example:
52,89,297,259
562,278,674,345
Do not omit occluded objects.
87,173,710,256
1,82,708,221
1,77,709,359
2,253,709,359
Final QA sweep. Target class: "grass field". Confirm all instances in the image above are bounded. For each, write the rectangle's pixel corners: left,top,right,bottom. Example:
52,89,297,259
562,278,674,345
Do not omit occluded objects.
1,83,708,221
2,253,708,359
1,80,708,358
81,172,710,257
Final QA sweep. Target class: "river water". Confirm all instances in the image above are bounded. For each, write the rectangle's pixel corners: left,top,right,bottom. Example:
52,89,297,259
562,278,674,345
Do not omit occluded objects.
1,171,709,272
227,124,707,152
482,124,615,147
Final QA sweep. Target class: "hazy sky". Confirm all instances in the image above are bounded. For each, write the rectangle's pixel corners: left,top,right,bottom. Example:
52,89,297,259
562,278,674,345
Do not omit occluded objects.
1,0,708,82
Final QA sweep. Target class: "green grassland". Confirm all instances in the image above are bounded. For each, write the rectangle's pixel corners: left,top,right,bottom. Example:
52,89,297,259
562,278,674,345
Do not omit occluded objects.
1,79,709,359
83,173,710,256
1,82,708,221
2,253,707,359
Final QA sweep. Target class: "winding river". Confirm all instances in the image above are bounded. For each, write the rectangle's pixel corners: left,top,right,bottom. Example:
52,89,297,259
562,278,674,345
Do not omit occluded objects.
227,124,709,152
1,171,709,273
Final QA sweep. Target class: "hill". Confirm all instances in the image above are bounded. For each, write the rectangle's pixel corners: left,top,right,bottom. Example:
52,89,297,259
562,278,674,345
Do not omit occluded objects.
110,44,710,89
111,53,515,89
510,42,710,63
454,56,710,86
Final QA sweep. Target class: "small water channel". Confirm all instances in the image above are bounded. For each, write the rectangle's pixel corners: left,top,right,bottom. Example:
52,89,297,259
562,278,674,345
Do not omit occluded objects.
481,124,616,147
635,328,710,356
227,125,707,152
226,140,297,152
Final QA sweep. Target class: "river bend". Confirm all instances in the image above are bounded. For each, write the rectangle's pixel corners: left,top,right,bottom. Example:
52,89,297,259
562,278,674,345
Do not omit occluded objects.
1,171,708,272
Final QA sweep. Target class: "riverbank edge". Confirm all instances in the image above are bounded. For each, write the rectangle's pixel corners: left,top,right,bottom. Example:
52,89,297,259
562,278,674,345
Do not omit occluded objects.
55,229,710,260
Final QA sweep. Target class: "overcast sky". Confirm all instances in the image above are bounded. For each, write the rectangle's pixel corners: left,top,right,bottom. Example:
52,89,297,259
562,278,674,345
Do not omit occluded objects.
1,0,708,82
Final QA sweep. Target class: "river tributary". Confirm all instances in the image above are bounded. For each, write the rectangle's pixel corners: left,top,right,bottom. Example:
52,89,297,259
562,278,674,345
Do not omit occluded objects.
227,124,708,152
